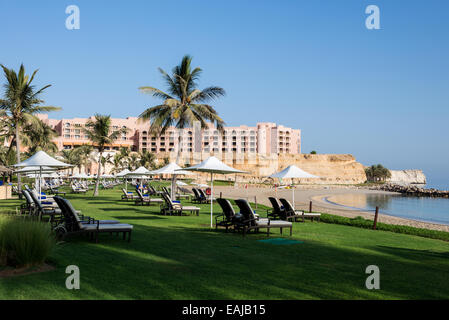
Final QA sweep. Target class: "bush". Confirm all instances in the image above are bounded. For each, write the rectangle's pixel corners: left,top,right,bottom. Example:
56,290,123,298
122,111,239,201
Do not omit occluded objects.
0,215,55,268
320,213,449,242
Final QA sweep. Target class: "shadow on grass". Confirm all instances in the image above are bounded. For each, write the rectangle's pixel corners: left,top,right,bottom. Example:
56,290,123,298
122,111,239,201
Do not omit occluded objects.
2,222,449,300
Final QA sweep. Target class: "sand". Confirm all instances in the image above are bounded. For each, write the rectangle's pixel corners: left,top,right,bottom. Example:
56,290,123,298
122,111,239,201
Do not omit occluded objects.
212,185,449,232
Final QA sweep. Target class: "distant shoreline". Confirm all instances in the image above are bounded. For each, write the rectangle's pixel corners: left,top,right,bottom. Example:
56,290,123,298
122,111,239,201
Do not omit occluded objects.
215,185,449,233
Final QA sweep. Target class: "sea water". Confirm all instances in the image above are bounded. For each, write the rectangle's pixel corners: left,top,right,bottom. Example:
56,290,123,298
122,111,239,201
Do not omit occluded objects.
325,193,449,226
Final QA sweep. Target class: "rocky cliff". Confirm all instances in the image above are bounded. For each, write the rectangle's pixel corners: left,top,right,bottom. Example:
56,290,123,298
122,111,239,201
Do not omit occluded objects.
387,170,426,185
160,152,367,184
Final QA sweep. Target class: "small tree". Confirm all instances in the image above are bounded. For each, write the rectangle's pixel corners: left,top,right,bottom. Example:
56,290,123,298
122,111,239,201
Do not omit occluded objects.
83,114,128,196
310,150,317,154
365,164,391,182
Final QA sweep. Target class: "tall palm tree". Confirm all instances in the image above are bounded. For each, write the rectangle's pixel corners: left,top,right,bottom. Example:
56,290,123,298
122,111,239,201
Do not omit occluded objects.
60,149,79,175
0,64,60,196
83,114,128,196
22,119,58,156
138,55,225,163
139,149,156,169
72,144,93,174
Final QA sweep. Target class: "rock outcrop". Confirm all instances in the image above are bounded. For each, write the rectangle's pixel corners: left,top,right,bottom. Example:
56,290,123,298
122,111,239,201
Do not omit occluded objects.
159,152,368,185
387,170,426,185
371,183,449,197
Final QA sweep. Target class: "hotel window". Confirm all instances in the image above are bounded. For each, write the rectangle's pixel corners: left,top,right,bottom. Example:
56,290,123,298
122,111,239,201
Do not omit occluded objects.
204,148,210,152
250,136,255,141
204,136,209,140
212,148,218,152
160,148,166,152
213,130,218,135
250,131,255,135
64,129,70,134
64,134,70,138
75,135,80,139
188,148,192,152
250,148,255,152
151,148,156,152
222,148,227,152
65,123,70,127
169,148,174,152
84,135,89,139
142,148,147,152
75,129,80,134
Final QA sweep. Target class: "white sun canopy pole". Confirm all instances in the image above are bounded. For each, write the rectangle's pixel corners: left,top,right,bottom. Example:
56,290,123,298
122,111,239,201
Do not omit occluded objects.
13,151,72,201
269,165,319,208
179,156,247,228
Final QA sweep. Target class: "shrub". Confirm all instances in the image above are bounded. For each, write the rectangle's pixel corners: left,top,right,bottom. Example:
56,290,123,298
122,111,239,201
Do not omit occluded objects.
320,213,449,242
0,215,55,268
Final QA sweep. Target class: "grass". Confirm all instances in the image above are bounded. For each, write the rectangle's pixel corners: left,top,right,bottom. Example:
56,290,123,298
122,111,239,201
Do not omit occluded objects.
0,215,55,268
0,185,449,299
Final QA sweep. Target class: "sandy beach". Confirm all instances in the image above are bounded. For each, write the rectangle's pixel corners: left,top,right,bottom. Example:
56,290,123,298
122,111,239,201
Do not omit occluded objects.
213,185,449,232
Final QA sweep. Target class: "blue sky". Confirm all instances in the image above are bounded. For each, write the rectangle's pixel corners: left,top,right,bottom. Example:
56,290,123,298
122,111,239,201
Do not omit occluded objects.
1,0,448,187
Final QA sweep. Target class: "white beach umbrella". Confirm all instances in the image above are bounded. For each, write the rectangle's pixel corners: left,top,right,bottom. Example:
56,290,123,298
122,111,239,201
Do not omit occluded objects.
116,169,131,177
269,165,319,208
126,166,153,191
179,156,247,228
151,162,192,200
13,151,72,200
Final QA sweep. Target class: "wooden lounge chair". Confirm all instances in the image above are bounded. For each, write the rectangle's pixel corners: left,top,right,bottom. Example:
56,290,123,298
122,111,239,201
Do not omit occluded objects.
134,189,164,206
216,198,242,232
161,193,200,216
121,188,140,201
279,198,321,222
234,199,292,237
54,197,133,243
267,197,285,220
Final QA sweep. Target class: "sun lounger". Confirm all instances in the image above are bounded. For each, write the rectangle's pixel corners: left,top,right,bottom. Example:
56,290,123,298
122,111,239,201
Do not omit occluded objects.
234,199,292,237
267,197,285,220
134,189,164,206
161,193,200,216
54,197,132,243
121,188,140,200
279,198,321,222
216,198,242,232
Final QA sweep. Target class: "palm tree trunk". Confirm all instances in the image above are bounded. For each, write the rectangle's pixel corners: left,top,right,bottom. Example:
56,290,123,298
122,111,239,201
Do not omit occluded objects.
93,151,102,196
15,123,22,199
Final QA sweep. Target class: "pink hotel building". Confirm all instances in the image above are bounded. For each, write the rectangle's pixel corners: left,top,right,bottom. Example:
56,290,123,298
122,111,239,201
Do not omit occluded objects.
38,114,301,156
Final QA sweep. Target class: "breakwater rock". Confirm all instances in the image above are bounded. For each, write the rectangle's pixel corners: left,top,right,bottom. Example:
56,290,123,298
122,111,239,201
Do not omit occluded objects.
371,183,449,198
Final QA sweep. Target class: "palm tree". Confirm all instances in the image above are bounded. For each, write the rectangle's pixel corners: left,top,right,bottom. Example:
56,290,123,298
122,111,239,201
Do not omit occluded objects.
139,150,156,169
138,55,225,163
127,152,140,171
22,119,58,156
60,149,79,175
0,64,60,196
83,114,128,196
72,145,93,174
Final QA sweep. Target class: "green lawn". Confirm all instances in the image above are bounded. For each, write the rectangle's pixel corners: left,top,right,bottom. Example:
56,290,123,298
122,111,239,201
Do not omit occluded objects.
1,186,449,299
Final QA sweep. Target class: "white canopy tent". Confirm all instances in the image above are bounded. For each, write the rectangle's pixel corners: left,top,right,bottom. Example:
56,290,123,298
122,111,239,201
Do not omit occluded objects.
179,156,247,228
268,165,319,208
13,151,72,199
125,166,153,191
150,162,192,200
